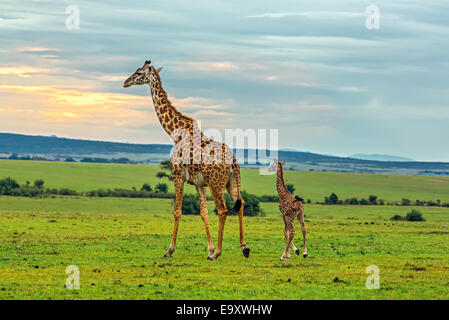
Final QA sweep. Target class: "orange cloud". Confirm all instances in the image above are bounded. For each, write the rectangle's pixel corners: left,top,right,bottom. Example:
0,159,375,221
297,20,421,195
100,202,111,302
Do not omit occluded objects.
0,84,227,132
174,61,240,71
0,66,50,78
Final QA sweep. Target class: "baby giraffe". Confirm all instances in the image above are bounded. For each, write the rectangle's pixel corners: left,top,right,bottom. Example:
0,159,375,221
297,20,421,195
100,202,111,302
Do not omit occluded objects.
268,160,307,261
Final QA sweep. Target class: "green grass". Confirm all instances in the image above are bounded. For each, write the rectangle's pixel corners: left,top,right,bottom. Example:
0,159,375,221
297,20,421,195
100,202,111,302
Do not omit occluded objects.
1,160,449,202
0,160,449,299
0,196,448,299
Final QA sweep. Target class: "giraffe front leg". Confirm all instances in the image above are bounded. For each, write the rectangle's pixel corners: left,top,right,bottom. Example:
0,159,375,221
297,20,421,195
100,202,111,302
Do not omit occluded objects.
164,175,184,258
290,240,300,256
280,219,295,261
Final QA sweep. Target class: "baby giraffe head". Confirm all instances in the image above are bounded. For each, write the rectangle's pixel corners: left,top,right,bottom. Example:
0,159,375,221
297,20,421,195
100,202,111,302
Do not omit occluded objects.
123,60,163,88
267,159,286,172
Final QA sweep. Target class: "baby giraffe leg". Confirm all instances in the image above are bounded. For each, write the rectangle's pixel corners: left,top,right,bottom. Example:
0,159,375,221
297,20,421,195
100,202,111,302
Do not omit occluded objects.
280,218,295,261
290,241,300,256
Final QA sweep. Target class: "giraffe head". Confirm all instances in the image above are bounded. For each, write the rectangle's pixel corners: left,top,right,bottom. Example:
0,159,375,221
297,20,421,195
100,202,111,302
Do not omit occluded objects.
267,159,285,172
123,60,163,88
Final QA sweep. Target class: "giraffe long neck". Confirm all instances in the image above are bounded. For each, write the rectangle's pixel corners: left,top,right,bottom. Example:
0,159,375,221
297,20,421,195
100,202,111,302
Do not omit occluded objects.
276,165,288,196
148,73,193,137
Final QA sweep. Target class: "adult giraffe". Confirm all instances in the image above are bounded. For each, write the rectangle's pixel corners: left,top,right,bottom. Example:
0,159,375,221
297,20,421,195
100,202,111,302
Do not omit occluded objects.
124,60,250,260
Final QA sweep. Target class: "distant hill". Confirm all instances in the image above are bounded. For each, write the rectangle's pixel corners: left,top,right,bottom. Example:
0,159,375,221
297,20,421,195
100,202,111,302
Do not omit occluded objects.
1,132,448,175
350,154,414,162
0,133,172,155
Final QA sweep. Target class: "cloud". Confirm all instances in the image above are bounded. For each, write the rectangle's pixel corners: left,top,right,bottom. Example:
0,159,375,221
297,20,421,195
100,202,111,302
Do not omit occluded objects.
173,61,239,71
247,11,366,19
0,0,448,160
0,66,50,78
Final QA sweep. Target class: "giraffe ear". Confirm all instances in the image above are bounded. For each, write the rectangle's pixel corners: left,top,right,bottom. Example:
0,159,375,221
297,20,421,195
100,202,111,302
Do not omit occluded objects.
155,67,163,73
281,160,286,166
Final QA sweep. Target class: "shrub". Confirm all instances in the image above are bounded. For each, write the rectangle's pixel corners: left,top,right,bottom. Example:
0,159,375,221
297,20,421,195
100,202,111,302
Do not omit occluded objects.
181,194,201,215
368,195,378,205
240,190,263,217
286,184,295,194
17,185,42,197
258,194,279,202
426,200,438,207
214,190,263,216
359,198,369,205
401,198,411,206
58,188,79,196
34,179,45,189
0,177,20,195
325,193,339,205
390,214,403,221
141,183,152,192
155,183,168,193
405,210,425,222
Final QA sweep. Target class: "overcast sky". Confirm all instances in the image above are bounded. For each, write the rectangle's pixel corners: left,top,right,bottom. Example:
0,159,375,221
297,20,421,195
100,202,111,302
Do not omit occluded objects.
0,0,448,161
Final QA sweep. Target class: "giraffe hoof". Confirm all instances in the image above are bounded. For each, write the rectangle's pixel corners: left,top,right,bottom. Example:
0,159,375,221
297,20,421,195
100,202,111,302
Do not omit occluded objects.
207,256,216,261
242,248,250,258
163,251,173,258
295,249,300,256
303,253,308,258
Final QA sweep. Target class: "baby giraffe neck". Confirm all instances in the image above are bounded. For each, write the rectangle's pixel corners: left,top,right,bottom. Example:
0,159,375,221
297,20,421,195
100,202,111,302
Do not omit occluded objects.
276,165,288,195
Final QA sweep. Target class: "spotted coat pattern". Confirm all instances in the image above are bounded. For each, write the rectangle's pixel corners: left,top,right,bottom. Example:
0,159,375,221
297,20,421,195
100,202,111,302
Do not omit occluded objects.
124,61,249,260
274,160,307,261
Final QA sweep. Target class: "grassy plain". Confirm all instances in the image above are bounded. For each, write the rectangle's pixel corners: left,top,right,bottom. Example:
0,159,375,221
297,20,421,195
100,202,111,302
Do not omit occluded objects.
0,160,448,299
1,160,449,202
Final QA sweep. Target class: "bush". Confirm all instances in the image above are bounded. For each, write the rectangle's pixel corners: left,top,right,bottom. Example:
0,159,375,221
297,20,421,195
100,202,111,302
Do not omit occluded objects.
346,198,359,205
359,198,369,205
214,190,263,217
390,214,403,221
324,193,339,205
155,183,168,193
58,188,79,196
34,179,45,189
405,210,425,222
401,198,411,206
369,195,378,205
181,194,201,215
141,183,152,192
286,184,295,194
16,185,42,197
258,194,279,202
0,177,20,195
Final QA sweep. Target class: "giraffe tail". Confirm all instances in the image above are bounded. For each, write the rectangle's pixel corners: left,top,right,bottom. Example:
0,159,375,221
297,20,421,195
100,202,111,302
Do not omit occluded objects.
233,198,242,211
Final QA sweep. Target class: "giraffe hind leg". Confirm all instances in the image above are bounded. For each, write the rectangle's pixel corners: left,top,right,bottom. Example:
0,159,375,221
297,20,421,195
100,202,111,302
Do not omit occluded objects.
196,186,215,259
209,187,228,260
226,177,250,258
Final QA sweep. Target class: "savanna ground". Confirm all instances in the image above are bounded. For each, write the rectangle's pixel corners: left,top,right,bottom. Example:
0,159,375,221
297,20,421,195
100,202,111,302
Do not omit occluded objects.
0,160,449,299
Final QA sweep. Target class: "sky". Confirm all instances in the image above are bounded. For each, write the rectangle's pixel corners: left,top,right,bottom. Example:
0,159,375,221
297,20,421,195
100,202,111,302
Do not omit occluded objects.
0,0,448,161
